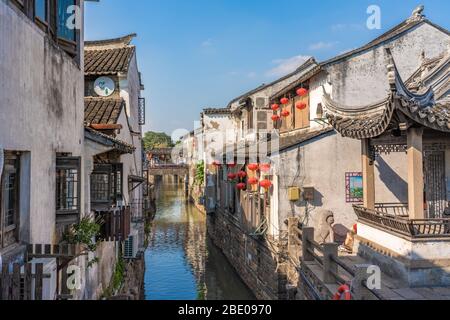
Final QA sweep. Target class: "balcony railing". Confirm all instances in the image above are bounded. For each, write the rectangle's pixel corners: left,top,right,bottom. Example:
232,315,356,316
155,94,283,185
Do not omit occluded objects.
354,205,450,239
374,203,409,217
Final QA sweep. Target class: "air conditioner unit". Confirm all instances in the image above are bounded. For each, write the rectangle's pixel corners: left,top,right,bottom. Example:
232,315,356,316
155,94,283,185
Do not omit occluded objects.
23,258,58,300
124,232,139,259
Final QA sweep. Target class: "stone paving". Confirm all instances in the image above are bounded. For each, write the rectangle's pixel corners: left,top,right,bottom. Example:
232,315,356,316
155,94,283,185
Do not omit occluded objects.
340,255,450,300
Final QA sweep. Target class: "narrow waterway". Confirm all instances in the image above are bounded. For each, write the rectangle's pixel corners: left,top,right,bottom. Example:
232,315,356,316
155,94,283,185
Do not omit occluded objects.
144,181,255,300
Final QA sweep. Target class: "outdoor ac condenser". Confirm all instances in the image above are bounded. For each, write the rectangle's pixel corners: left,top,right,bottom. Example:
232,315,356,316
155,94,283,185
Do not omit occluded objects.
124,231,139,259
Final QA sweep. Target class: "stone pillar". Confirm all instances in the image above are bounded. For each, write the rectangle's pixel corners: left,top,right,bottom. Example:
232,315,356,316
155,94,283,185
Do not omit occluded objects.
407,127,425,219
362,139,375,210
323,243,338,284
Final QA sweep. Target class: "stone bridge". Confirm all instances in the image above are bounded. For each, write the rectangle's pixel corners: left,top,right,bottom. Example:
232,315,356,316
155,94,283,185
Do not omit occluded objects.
147,164,188,177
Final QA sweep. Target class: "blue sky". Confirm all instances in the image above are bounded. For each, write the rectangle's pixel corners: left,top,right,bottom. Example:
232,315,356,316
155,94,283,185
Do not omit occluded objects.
85,0,450,135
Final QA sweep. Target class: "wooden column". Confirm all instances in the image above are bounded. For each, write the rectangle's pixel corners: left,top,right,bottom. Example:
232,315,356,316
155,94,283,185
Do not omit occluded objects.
362,139,375,210
407,127,425,219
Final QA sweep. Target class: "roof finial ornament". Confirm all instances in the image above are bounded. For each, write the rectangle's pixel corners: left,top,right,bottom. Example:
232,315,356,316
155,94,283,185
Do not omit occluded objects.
408,5,425,22
385,48,396,89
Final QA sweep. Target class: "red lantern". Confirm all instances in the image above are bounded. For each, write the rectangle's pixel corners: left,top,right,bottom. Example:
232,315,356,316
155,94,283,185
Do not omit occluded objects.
296,88,308,97
227,173,237,180
236,183,246,190
237,171,247,179
280,97,289,105
259,163,271,172
260,179,272,190
271,115,280,122
248,163,259,171
271,104,280,111
296,102,307,110
281,110,290,117
248,177,259,185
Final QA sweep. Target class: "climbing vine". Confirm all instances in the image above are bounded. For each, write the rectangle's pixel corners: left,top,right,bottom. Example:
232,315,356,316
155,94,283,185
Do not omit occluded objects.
194,160,205,186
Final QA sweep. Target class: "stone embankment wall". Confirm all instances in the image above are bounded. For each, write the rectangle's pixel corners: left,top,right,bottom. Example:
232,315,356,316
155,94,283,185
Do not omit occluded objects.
109,254,146,300
207,208,288,300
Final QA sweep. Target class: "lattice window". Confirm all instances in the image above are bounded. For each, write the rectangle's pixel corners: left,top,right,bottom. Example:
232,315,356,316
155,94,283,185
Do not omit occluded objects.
91,164,123,205
56,156,81,215
1,152,20,239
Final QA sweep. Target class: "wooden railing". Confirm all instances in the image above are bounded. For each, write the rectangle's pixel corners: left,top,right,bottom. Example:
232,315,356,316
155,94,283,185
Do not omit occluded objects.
96,206,131,241
354,205,450,239
1,263,45,300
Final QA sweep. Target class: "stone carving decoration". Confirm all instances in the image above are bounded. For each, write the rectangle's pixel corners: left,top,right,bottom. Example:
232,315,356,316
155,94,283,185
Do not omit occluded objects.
409,5,425,22
313,209,335,245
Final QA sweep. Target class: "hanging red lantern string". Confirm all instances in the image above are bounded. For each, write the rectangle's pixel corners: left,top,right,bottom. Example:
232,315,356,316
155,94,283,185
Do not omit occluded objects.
212,160,221,167
281,110,290,117
260,179,272,191
271,114,280,122
236,183,246,190
296,102,307,110
227,163,237,168
296,88,308,97
248,177,259,185
259,163,271,173
280,97,289,105
227,173,237,181
248,163,259,171
271,103,280,111
237,171,247,179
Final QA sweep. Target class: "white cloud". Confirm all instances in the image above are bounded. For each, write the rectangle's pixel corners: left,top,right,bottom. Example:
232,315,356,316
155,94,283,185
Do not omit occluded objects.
227,71,239,76
266,55,311,77
201,39,213,47
331,23,364,32
308,41,338,51
247,71,257,78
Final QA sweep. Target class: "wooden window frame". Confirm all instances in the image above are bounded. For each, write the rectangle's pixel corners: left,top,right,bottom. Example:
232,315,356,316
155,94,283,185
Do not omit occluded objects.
34,0,49,32
91,163,123,206
56,156,81,217
9,0,80,61
0,152,21,249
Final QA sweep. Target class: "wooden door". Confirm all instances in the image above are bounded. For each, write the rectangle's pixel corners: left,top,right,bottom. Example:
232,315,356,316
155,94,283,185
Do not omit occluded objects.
424,150,446,218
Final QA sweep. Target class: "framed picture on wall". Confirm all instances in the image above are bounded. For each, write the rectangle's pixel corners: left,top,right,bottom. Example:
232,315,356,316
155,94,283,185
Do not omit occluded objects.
346,172,363,203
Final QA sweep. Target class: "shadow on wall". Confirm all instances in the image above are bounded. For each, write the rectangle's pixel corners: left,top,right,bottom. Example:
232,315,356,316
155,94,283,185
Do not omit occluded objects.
375,156,408,202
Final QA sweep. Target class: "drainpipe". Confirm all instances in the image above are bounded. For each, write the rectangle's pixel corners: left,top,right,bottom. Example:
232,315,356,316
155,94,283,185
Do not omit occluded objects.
0,148,3,178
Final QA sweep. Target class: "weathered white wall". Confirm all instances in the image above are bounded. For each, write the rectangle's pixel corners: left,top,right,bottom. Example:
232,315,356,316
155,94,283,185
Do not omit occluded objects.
358,223,450,260
0,0,85,244
271,132,408,232
326,22,450,107
203,113,234,163
117,53,144,216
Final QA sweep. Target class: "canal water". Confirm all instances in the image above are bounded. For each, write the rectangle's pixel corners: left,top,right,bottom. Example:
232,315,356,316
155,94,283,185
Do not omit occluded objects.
144,182,255,300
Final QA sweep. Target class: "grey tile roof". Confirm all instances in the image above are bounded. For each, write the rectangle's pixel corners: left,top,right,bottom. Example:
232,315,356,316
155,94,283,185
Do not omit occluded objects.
84,46,135,75
84,97,124,125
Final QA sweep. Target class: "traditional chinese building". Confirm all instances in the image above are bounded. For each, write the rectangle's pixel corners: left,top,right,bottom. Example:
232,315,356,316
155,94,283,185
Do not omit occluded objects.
202,7,450,300
83,33,147,298
0,0,89,300
324,47,450,288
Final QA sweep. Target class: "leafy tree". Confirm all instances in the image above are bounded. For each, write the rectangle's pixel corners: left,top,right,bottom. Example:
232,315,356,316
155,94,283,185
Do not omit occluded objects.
143,131,174,150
